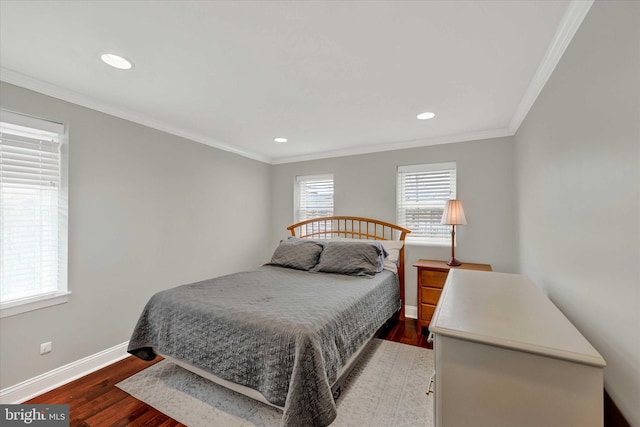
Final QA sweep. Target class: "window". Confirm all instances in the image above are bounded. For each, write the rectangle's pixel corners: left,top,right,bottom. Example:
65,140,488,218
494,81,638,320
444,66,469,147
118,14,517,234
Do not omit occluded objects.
397,162,456,244
0,110,68,317
294,174,334,223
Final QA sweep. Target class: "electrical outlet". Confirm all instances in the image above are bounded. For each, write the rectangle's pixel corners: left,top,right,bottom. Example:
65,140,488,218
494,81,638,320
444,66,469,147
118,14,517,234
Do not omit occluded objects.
40,342,52,355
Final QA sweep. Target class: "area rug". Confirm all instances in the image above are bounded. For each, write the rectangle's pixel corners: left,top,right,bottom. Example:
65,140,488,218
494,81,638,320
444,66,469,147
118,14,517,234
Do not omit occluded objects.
117,339,434,426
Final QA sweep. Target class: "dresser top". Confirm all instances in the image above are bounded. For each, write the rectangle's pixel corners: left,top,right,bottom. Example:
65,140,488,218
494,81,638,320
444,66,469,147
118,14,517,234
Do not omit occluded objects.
430,269,606,367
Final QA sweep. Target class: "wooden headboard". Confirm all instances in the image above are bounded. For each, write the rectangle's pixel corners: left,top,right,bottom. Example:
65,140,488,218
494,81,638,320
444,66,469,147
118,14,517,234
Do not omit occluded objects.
287,216,411,320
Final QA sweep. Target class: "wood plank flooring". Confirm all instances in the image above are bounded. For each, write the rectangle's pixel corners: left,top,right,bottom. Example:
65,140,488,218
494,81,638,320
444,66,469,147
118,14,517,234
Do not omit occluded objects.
378,317,433,349
23,318,629,426
26,318,428,426
26,355,178,427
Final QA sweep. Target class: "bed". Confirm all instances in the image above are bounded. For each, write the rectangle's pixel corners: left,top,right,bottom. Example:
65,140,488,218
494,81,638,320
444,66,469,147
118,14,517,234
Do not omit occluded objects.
128,216,410,427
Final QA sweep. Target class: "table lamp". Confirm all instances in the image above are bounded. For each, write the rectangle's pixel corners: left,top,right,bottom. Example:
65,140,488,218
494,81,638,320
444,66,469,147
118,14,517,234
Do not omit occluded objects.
441,199,467,266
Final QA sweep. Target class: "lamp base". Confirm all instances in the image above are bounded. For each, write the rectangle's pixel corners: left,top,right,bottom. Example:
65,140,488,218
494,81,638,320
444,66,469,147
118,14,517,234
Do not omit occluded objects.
447,257,462,266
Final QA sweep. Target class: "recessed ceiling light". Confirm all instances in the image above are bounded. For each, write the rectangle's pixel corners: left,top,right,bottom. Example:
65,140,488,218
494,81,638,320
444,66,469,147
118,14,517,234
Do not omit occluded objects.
100,53,133,70
417,112,436,120
274,137,288,143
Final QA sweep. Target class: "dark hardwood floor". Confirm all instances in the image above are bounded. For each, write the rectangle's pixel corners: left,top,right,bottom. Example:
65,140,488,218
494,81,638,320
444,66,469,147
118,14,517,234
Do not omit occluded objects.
26,318,429,426
25,318,629,426
26,355,176,427
378,317,433,349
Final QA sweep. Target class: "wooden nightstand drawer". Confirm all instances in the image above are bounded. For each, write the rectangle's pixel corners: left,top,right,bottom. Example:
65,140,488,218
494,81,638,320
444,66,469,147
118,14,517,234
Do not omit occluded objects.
414,259,492,334
420,270,448,288
420,303,436,321
421,287,441,305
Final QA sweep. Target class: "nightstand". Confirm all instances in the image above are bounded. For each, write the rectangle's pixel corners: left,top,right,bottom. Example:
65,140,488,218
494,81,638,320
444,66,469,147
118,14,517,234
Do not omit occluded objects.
413,259,492,334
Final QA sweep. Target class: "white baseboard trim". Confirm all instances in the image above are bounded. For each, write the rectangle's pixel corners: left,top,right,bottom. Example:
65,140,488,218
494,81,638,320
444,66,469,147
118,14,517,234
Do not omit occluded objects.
405,305,417,319
0,341,130,404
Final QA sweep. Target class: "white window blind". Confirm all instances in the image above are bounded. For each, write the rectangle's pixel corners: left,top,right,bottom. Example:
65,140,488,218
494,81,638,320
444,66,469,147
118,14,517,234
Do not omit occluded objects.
294,174,334,223
397,162,456,244
0,111,67,310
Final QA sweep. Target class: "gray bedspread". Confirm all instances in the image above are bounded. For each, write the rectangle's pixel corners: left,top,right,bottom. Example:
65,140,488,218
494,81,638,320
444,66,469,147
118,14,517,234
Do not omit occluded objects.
127,265,400,427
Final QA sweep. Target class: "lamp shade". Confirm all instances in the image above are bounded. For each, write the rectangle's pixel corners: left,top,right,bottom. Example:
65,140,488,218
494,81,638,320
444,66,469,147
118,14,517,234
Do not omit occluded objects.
441,199,467,225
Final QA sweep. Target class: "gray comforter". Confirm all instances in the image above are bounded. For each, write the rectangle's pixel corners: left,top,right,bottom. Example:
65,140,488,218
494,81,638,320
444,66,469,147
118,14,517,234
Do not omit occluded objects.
128,265,400,427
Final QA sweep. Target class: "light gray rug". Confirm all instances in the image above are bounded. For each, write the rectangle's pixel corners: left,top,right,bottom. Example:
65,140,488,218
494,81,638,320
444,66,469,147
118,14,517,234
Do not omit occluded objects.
117,339,433,426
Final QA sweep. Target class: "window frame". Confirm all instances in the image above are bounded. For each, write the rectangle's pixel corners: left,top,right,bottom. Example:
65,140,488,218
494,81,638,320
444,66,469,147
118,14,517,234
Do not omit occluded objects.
293,173,334,224
0,110,69,318
396,162,457,246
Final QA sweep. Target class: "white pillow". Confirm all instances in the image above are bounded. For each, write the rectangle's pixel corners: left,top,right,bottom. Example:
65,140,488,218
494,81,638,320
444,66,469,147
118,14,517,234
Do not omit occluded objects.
380,240,404,274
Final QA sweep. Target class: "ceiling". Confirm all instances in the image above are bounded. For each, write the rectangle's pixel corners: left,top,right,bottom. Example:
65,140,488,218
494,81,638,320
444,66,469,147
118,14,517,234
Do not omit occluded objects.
0,1,590,164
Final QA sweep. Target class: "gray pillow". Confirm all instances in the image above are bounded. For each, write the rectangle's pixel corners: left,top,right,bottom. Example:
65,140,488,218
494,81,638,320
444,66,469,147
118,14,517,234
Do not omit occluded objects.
268,238,324,271
311,241,386,277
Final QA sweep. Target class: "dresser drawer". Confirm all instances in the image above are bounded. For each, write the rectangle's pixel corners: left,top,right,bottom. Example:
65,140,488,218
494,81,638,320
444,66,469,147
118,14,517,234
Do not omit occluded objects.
420,270,448,288
420,303,436,321
421,287,442,305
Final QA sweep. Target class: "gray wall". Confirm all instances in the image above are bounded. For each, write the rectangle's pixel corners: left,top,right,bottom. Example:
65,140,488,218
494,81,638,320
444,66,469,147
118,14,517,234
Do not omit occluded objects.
271,137,518,308
0,83,272,389
4,3,637,422
514,1,640,424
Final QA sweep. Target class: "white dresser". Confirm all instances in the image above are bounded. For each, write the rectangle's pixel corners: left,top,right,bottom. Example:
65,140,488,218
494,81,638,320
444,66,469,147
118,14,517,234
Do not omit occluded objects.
429,269,606,427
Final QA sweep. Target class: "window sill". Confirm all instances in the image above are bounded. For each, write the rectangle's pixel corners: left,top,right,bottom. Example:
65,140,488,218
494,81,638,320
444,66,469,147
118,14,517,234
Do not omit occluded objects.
405,240,453,248
0,291,71,318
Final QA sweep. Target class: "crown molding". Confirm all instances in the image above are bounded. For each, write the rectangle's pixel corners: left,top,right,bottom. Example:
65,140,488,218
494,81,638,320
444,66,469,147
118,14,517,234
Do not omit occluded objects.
1,1,590,167
271,127,513,164
0,68,271,164
1,68,511,165
509,0,594,134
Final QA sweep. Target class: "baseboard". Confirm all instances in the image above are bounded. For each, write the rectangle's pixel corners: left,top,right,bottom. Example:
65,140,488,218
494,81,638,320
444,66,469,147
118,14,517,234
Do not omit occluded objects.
0,341,130,404
405,305,417,319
